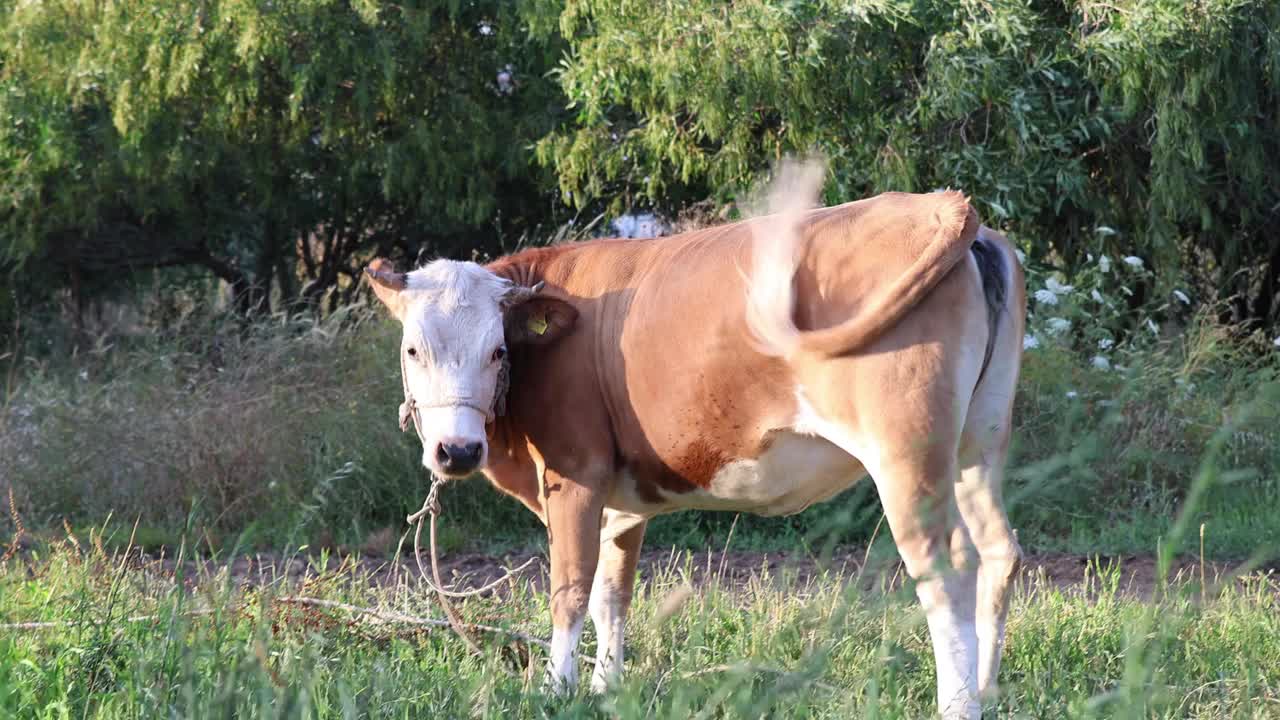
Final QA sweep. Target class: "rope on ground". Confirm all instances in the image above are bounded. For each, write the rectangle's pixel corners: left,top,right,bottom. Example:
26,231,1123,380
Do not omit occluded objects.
403,476,538,662
405,479,539,600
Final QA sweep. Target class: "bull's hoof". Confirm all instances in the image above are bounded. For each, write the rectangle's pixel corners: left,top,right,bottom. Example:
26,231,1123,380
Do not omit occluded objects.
542,666,579,697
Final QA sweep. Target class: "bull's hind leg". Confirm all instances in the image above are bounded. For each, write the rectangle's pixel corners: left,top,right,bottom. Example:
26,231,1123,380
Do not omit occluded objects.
589,519,646,692
867,446,981,720
956,442,1020,699
956,260,1024,700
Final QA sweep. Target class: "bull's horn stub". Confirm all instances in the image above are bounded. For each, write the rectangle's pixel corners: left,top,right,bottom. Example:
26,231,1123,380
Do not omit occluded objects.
365,263,407,290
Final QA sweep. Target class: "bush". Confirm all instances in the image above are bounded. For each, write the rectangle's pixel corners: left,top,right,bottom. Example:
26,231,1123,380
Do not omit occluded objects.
538,0,1280,330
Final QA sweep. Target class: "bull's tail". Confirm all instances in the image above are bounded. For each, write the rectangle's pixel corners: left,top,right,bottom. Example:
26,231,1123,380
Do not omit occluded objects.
746,181,980,359
968,229,1010,386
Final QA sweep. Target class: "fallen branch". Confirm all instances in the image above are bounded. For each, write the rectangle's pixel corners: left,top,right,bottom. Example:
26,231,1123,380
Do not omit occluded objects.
0,598,541,650
274,596,555,651
0,608,219,631
2,595,597,673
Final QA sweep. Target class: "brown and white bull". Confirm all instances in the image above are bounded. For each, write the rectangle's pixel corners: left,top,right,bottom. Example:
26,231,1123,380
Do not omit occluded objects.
365,183,1025,719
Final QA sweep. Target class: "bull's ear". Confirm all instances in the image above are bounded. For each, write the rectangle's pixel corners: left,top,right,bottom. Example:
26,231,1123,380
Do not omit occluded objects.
365,258,408,320
504,294,578,346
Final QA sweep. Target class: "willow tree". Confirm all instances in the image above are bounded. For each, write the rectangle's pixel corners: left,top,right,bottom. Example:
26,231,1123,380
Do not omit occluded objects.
535,0,1280,328
1,0,566,317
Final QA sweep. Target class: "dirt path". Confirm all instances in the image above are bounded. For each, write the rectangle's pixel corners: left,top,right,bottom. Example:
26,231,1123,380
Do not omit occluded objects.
158,547,1279,601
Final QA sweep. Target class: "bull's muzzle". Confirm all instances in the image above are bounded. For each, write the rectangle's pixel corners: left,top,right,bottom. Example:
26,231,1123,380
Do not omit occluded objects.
434,441,484,476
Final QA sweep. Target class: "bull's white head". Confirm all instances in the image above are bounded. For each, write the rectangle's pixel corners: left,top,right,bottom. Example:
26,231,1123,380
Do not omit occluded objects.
366,257,576,478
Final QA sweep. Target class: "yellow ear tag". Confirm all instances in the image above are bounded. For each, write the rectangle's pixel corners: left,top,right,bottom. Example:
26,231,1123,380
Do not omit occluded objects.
528,314,549,336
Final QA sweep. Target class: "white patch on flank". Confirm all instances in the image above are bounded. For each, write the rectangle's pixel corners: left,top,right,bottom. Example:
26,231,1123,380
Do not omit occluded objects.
699,433,860,516
792,389,880,471
653,389,868,516
599,507,646,545
546,615,585,694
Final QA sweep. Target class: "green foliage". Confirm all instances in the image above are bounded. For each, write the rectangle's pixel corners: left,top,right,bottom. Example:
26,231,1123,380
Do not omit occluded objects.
0,0,567,314
540,0,1280,328
4,0,1278,332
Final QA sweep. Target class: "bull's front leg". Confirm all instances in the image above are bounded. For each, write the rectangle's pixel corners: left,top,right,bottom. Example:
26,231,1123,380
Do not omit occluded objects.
542,467,606,695
589,517,647,692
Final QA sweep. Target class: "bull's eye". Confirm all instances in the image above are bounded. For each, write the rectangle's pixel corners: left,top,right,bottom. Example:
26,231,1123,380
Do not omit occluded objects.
491,346,507,363
406,347,418,358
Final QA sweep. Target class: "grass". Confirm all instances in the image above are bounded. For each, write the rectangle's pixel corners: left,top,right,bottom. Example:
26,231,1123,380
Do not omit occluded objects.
1,536,1278,719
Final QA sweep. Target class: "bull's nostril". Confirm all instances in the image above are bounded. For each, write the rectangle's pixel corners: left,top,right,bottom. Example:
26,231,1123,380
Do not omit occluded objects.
437,442,483,474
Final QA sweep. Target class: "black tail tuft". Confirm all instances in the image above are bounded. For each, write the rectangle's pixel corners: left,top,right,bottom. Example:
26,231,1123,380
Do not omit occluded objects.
969,230,1008,385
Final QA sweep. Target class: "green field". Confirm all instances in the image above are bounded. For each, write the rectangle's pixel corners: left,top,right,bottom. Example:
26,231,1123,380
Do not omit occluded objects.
2,537,1279,719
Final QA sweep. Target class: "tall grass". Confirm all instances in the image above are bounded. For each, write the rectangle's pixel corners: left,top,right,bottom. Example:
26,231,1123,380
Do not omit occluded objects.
1,293,1278,559
0,305,423,550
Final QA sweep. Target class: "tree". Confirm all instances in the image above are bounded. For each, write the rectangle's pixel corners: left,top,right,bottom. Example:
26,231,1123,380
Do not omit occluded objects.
0,0,568,318
537,0,1280,329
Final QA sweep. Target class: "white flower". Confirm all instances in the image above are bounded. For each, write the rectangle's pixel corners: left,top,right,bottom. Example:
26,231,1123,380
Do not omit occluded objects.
496,66,514,95
1034,289,1059,305
1065,390,1079,399
1090,355,1112,370
1044,277,1074,295
1014,248,1026,264
1173,290,1190,305
1146,318,1159,335
1273,336,1280,348
1091,289,1105,304
1095,226,1117,237
1046,317,1072,335
1098,255,1111,273
1098,337,1115,350
478,22,494,36
1123,256,1144,269
1023,334,1040,350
